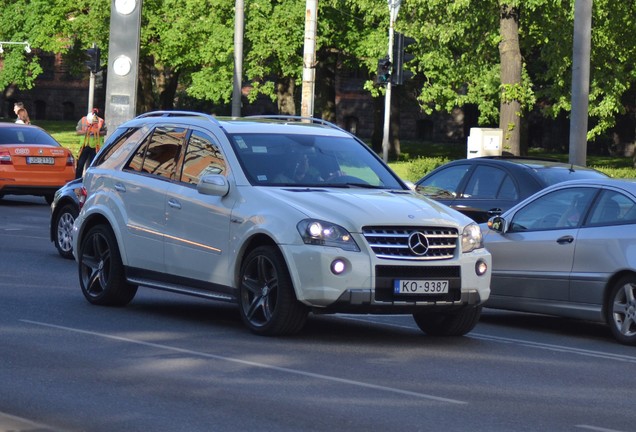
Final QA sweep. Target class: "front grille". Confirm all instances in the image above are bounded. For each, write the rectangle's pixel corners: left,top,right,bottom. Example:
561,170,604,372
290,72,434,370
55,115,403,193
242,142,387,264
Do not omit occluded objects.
375,265,461,302
362,226,458,261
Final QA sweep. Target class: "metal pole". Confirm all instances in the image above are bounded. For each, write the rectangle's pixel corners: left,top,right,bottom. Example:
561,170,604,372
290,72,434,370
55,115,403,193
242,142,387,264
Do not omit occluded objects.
382,0,400,162
232,0,244,117
569,0,592,166
87,70,95,113
87,42,96,113
301,0,318,117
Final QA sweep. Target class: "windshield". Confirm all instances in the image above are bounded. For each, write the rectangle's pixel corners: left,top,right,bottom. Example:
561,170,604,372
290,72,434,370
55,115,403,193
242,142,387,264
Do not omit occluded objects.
229,132,404,189
0,127,60,146
533,166,608,186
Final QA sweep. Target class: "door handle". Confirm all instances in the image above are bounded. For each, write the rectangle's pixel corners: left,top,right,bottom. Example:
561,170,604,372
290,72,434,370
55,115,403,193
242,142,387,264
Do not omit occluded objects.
114,183,126,192
168,198,181,210
487,208,503,216
556,235,574,244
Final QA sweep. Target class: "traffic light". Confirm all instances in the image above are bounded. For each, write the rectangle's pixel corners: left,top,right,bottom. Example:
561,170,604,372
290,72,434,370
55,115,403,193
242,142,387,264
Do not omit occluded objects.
376,56,391,86
392,33,416,85
84,47,101,73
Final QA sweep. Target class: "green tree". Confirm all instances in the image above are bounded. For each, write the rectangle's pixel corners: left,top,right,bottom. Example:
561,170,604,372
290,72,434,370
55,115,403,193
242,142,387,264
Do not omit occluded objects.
399,0,636,157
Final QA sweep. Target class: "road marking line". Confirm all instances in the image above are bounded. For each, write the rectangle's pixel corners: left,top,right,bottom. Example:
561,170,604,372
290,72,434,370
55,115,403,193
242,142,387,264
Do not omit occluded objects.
0,410,63,432
20,319,466,405
470,333,636,363
576,425,627,432
334,315,636,364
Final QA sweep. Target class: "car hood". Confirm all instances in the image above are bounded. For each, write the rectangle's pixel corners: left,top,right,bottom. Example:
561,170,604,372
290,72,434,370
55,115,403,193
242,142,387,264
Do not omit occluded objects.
254,187,470,232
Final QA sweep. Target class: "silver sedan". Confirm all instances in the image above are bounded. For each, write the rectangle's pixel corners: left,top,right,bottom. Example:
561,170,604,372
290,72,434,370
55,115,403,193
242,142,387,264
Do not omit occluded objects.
483,178,636,345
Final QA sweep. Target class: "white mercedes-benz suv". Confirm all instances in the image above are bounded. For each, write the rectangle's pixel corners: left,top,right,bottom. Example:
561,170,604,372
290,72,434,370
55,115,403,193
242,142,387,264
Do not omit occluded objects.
73,111,490,336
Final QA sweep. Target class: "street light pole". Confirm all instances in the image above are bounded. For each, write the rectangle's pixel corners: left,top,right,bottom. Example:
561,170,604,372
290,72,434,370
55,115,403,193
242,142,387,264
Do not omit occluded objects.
301,0,318,118
382,0,400,163
232,0,244,117
87,43,97,114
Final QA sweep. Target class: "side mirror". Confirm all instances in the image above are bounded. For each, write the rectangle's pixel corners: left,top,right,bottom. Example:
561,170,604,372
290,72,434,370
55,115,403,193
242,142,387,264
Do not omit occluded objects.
197,174,229,197
487,215,505,233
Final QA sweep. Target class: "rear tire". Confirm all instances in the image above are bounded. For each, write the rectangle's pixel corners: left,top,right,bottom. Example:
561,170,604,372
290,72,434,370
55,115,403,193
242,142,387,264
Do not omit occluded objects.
78,224,137,306
606,275,636,345
238,246,308,336
413,306,482,336
54,204,78,259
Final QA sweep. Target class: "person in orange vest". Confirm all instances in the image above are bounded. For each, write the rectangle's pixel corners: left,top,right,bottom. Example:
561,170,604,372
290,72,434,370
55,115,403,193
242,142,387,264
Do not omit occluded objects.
75,108,106,178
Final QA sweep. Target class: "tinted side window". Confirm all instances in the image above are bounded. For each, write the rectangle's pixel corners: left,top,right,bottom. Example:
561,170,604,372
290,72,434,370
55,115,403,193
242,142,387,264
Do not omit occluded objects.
179,130,226,184
463,166,517,199
587,190,636,226
93,127,140,166
125,126,186,180
416,165,470,199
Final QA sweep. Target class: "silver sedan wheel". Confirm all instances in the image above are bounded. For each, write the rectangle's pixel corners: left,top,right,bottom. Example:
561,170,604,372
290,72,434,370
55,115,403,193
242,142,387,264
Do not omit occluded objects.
55,205,77,259
608,277,636,345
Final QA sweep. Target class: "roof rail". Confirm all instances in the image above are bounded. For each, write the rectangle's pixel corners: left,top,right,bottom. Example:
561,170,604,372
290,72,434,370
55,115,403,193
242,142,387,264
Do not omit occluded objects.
245,115,345,132
135,110,220,125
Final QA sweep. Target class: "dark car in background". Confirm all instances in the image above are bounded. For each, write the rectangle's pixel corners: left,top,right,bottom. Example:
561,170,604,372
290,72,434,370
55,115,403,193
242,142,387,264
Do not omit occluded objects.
414,157,608,223
50,178,85,259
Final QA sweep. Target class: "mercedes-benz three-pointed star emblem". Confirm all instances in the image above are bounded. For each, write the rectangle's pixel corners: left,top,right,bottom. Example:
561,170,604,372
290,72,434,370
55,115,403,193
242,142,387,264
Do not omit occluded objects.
408,231,429,256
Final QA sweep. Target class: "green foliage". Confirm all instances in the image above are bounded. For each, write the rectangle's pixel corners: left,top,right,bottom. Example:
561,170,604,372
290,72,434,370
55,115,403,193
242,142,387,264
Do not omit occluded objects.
404,156,451,182
390,139,636,182
2,0,636,149
33,120,81,155
584,166,636,179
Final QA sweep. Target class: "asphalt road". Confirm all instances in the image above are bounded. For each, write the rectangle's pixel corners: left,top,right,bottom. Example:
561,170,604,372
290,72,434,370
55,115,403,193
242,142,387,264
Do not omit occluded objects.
1,194,635,432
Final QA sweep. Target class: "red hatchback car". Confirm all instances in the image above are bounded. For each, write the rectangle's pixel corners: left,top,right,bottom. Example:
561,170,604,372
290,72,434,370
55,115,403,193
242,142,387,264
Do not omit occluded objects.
0,122,75,204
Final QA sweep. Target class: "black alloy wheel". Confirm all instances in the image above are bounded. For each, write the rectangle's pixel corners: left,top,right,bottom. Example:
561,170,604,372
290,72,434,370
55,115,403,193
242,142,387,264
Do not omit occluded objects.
238,246,308,336
413,306,482,336
79,224,137,306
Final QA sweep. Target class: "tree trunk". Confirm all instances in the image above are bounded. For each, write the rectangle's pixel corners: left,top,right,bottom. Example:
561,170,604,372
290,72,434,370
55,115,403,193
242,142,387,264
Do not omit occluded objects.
276,78,296,115
157,66,179,110
316,48,337,122
390,85,401,159
137,55,155,113
372,96,384,153
499,5,522,155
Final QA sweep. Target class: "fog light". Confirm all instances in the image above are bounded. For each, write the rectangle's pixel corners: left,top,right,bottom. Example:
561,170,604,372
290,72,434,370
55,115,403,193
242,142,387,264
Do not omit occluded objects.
331,259,346,275
475,260,488,276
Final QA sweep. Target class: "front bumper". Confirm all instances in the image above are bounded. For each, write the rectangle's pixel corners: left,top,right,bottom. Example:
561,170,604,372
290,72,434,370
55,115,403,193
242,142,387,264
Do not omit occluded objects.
282,244,491,313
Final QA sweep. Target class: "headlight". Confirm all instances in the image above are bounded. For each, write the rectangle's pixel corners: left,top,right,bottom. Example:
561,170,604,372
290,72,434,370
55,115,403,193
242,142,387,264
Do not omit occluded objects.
297,219,360,252
461,222,483,253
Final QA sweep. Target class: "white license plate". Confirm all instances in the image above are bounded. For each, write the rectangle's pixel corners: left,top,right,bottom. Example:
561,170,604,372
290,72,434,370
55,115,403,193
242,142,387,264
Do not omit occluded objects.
393,279,449,295
27,156,54,165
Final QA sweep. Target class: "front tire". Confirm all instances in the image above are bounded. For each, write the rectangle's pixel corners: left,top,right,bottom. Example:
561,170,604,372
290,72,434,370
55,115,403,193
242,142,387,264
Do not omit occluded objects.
78,224,137,306
54,204,79,259
239,246,308,336
413,306,482,336
606,275,636,345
